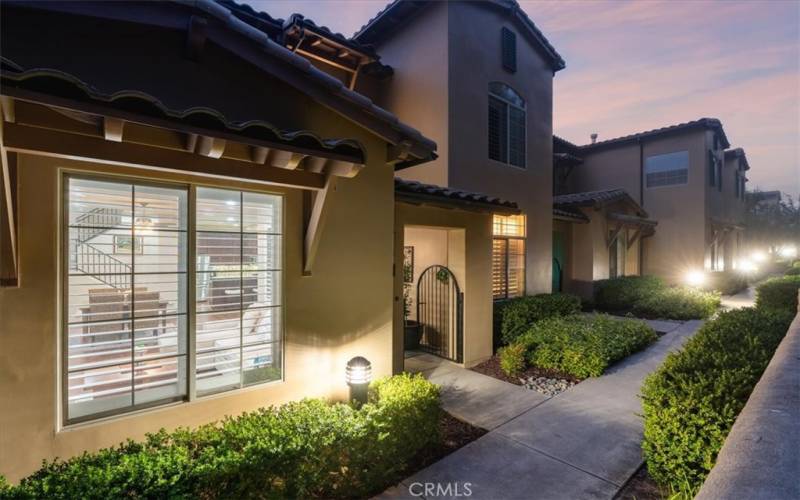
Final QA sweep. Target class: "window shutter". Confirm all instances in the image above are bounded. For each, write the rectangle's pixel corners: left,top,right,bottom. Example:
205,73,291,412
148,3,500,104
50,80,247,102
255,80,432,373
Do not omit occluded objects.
508,106,526,167
501,27,517,72
488,96,508,163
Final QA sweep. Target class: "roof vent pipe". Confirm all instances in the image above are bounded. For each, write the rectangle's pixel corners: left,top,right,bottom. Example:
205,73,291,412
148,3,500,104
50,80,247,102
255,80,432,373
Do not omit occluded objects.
590,133,598,144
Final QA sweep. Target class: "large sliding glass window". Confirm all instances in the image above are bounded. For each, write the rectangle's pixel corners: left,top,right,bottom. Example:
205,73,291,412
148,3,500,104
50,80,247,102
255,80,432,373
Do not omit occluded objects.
65,176,282,424
195,188,282,396
492,214,526,300
66,177,188,422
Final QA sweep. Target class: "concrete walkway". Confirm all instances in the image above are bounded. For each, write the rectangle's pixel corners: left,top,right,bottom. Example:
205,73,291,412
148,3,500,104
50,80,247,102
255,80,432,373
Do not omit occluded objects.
720,285,757,309
381,320,702,500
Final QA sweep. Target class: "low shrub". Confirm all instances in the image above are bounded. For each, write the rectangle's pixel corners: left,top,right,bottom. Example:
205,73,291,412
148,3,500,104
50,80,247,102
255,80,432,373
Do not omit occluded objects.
498,343,526,376
593,275,720,320
499,293,581,345
593,275,664,311
755,275,800,313
632,287,720,320
6,374,440,499
785,266,800,276
704,271,748,295
516,315,657,378
641,308,792,493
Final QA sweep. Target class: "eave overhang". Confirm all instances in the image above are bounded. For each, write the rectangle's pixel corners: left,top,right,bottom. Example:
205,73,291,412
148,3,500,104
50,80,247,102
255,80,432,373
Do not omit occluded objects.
395,178,520,215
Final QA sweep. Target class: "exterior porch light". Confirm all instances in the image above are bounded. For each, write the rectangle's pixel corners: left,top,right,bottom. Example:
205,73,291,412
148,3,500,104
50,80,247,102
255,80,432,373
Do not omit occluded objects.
685,270,706,287
346,356,372,406
737,258,758,273
778,245,797,259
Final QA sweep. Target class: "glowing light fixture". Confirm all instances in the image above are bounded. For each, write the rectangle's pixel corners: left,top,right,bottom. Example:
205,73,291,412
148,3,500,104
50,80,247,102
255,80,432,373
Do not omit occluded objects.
737,258,757,273
778,246,797,259
346,356,372,406
685,270,706,287
751,251,767,263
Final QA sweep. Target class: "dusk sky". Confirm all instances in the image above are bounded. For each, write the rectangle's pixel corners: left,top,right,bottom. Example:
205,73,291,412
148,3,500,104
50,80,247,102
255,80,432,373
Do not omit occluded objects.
252,0,800,199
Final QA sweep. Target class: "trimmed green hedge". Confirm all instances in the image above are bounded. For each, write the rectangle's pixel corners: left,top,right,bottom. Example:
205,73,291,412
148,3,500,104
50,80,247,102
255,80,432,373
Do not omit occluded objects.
498,293,581,345
593,275,663,311
594,276,719,320
512,315,657,378
785,266,800,276
704,271,748,295
5,374,440,499
632,287,720,320
642,308,792,492
756,275,800,313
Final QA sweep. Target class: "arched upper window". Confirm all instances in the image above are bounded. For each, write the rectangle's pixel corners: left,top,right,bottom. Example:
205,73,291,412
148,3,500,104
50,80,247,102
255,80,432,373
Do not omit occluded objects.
488,83,526,168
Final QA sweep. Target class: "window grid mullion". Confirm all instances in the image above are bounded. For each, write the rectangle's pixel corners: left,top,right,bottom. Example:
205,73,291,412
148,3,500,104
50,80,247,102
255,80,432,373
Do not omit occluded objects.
130,185,136,407
187,185,197,402
239,192,245,390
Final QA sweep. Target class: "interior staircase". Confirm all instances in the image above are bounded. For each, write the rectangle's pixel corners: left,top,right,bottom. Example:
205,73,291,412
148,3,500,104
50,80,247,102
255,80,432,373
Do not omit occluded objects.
71,207,132,289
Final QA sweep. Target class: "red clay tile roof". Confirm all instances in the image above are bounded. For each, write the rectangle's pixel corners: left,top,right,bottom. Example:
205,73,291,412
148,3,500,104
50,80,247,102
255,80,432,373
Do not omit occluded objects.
353,0,566,72
554,189,648,218
395,178,520,214
553,207,589,222
578,118,730,151
724,147,750,170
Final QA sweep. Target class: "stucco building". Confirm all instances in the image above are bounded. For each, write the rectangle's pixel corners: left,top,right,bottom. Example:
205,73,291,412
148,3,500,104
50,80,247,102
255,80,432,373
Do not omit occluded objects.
553,119,749,290
352,0,566,302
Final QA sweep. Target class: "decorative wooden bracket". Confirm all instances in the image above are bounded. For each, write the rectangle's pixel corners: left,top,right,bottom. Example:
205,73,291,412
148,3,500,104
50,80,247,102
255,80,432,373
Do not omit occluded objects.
303,174,338,275
607,224,623,248
627,227,643,250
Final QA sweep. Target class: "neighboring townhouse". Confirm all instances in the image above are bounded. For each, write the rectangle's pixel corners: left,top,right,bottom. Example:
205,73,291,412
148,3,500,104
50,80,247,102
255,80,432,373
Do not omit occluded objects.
0,0,441,481
747,189,781,214
553,118,749,287
352,0,566,308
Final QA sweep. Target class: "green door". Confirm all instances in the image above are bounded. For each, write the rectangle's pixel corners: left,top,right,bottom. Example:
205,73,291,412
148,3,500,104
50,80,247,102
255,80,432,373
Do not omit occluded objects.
552,231,565,292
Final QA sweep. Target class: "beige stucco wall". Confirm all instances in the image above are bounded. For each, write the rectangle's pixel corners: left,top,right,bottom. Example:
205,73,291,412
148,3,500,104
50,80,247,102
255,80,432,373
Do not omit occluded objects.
447,2,554,295
0,134,396,481
394,203,493,371
371,1,450,187
369,2,555,295
575,130,709,283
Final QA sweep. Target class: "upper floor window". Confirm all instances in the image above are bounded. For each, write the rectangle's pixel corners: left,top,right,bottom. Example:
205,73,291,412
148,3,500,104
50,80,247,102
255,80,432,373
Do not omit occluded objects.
501,27,517,72
65,175,283,424
645,151,688,188
488,82,526,168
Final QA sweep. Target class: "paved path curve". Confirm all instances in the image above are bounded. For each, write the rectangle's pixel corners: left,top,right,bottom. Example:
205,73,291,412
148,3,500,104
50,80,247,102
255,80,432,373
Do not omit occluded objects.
380,320,702,500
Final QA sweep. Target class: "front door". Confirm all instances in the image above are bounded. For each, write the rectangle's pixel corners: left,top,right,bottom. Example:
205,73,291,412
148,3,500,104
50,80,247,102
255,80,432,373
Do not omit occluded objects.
552,231,565,292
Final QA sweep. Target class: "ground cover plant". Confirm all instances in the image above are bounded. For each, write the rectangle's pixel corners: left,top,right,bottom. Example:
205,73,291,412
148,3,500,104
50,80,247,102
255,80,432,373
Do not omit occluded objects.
755,275,800,312
594,276,720,320
496,293,581,346
2,374,441,499
501,315,657,378
641,303,794,495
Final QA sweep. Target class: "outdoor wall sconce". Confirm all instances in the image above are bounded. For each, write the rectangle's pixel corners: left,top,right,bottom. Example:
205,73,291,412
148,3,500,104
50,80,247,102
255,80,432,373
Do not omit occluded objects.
346,356,372,406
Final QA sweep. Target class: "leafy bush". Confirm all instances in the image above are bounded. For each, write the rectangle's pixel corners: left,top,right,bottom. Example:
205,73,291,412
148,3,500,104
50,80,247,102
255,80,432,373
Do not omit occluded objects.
6,374,440,499
704,271,748,295
593,275,664,311
516,315,657,378
593,276,719,320
499,293,581,345
498,343,526,376
641,308,792,492
785,266,800,276
632,287,720,320
755,275,800,313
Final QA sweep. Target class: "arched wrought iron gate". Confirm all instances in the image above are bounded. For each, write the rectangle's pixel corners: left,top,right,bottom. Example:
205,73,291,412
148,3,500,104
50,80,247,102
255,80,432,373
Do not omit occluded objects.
416,265,463,362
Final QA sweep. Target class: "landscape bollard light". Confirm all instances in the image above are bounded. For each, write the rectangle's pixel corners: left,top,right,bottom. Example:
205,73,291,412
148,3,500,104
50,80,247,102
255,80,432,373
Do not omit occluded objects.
346,356,372,406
